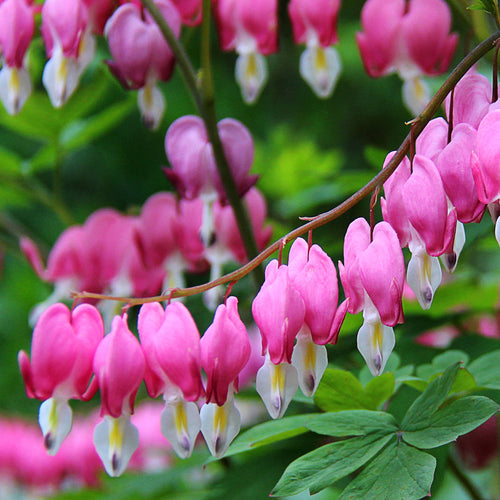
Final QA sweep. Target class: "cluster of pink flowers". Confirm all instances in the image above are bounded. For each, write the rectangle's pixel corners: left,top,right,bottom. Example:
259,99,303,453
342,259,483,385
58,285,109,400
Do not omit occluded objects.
0,0,457,122
21,115,271,324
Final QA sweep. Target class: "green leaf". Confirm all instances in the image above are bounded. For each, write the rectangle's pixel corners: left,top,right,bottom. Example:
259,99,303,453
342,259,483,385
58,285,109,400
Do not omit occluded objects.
402,396,498,449
219,414,319,459
364,373,395,408
337,441,436,500
0,146,22,175
468,350,500,389
402,363,460,431
271,433,395,497
468,0,497,15
306,410,398,437
314,369,394,412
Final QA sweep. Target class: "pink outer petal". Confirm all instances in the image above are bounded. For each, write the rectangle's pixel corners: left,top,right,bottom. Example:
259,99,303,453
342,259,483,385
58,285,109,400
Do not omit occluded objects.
93,315,145,418
436,123,485,223
402,0,457,76
356,0,405,77
106,1,179,88
416,117,448,163
214,0,278,55
82,0,114,34
0,0,35,68
171,0,201,26
19,237,46,279
152,302,204,402
201,297,251,405
288,238,341,344
252,263,305,365
288,0,340,47
359,222,405,327
339,217,371,314
165,115,211,198
41,0,89,58
137,302,166,398
444,70,492,129
381,153,411,247
23,303,103,400
45,226,86,283
214,118,255,199
135,192,178,269
471,110,500,204
403,155,457,256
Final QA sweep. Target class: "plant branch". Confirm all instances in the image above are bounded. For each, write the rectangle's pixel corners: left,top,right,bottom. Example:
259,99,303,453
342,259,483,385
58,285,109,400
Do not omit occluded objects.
74,30,500,306
140,0,263,275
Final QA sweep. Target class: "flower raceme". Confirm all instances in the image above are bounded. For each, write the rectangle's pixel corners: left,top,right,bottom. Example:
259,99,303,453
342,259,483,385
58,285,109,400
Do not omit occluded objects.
356,0,458,114
288,0,342,98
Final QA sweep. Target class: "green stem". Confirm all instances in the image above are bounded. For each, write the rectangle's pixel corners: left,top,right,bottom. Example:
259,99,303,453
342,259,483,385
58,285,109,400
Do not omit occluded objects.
75,31,500,306
199,0,263,282
140,0,262,276
449,454,486,500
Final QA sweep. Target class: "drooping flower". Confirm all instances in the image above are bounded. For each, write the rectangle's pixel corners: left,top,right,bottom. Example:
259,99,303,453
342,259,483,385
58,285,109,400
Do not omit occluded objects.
287,237,348,395
105,0,181,129
199,297,250,457
138,301,204,459
252,261,305,418
41,0,95,108
288,0,342,98
0,0,35,114
214,0,278,103
18,303,104,454
339,218,405,375
92,314,145,477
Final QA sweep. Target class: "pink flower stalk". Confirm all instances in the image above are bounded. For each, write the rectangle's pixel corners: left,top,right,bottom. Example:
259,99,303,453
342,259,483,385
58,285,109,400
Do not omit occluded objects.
0,0,34,114
93,314,145,477
138,301,204,458
339,218,405,375
105,0,181,129
199,296,251,457
214,0,278,103
171,0,201,26
41,0,95,108
252,261,305,418
288,0,342,98
356,0,457,114
18,303,104,454
204,188,272,310
287,237,348,396
445,70,492,129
